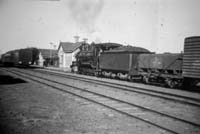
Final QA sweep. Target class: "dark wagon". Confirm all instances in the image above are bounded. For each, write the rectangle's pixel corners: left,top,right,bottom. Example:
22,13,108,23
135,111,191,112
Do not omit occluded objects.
2,52,14,66
18,48,33,65
182,36,200,88
99,46,151,80
2,48,39,67
138,53,183,88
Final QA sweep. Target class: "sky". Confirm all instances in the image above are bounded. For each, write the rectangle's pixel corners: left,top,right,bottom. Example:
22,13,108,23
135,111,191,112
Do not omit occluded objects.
0,0,200,54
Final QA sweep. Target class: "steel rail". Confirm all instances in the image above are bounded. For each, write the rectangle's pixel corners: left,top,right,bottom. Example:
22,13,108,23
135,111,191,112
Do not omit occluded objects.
4,68,200,134
33,69,200,107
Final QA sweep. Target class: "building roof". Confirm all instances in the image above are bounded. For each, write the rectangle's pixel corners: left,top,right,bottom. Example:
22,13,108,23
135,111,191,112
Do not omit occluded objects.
38,49,58,59
58,42,83,53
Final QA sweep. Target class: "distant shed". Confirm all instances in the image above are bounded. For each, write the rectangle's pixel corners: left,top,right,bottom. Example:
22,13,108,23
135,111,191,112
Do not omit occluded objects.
37,49,58,66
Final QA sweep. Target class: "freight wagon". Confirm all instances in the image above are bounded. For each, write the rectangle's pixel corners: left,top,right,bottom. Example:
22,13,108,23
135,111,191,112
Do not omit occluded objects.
138,53,183,88
182,36,200,88
2,48,39,66
18,48,34,65
2,52,13,66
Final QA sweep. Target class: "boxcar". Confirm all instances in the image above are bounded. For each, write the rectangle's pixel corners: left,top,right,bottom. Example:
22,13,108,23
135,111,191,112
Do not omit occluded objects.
182,36,200,88
18,48,33,65
2,48,39,66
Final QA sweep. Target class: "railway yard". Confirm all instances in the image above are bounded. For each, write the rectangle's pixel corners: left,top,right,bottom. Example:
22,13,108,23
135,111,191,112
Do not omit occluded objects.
1,1,200,134
0,67,200,134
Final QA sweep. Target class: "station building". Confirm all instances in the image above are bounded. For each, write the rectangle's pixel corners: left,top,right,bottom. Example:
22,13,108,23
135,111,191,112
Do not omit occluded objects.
57,42,82,70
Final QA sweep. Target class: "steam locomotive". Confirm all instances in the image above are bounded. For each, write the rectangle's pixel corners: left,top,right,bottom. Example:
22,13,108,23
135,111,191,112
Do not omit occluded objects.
72,36,200,89
1,48,39,67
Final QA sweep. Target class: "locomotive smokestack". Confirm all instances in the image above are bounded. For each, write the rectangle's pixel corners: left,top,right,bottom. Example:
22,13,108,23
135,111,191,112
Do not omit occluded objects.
83,38,88,43
74,36,80,43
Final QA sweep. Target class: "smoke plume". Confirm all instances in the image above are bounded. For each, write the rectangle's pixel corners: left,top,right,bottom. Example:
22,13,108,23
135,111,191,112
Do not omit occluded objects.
66,0,104,33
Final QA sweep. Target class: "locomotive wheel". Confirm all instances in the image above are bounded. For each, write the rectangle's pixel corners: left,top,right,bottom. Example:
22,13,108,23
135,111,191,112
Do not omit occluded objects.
111,73,116,79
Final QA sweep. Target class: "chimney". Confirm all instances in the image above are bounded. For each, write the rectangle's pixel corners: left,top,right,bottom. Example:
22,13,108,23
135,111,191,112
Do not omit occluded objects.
83,38,88,43
74,36,80,43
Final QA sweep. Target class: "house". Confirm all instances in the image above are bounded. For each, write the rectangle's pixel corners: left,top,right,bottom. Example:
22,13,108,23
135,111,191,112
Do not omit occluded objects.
37,49,58,66
57,42,82,69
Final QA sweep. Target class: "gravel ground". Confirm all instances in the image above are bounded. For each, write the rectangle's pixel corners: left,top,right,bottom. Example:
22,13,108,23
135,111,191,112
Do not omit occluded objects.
0,70,170,134
42,68,200,99
23,69,200,125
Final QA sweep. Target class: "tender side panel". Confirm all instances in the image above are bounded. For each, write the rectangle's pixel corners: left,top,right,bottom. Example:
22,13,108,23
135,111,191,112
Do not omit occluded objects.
138,53,182,71
183,37,200,78
99,52,130,72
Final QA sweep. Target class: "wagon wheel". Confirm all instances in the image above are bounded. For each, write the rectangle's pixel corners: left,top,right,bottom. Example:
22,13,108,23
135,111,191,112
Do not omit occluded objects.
166,79,176,88
94,71,99,77
127,75,132,81
143,76,149,84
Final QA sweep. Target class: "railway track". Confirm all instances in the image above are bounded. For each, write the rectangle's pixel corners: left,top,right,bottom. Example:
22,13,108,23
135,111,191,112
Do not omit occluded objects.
33,68,200,107
2,68,200,134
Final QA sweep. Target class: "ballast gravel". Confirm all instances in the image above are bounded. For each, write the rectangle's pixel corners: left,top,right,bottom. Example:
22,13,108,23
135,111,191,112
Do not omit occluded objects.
0,70,169,134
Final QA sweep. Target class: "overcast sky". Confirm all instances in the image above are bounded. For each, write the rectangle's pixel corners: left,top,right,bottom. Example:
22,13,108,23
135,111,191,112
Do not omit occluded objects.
0,0,200,53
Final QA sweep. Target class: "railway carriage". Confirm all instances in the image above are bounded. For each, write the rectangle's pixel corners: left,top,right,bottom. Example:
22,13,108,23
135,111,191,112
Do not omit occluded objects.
2,48,39,66
18,48,34,65
2,52,14,66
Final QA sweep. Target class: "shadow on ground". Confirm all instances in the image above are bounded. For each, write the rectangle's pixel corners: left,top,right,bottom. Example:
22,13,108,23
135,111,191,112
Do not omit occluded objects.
0,75,27,85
